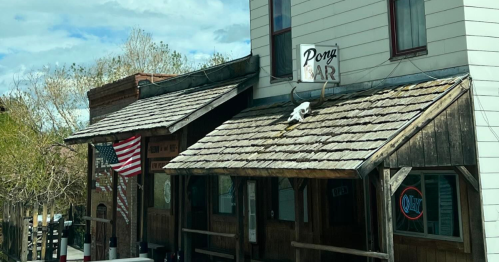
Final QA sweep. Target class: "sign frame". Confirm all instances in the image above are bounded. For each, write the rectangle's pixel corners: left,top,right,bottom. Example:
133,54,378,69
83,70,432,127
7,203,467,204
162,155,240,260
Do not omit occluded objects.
297,44,340,83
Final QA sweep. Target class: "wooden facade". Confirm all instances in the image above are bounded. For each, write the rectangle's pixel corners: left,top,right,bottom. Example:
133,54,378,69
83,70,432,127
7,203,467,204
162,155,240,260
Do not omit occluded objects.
168,81,487,261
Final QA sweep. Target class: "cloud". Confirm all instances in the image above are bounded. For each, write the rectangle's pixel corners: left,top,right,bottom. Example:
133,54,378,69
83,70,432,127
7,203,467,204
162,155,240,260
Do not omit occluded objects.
0,0,251,94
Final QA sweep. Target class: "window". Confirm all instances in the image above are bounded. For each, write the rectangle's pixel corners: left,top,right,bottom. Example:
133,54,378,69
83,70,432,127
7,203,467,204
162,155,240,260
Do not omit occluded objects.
272,178,308,222
213,175,235,215
394,172,461,240
153,173,171,209
270,0,293,78
389,0,427,57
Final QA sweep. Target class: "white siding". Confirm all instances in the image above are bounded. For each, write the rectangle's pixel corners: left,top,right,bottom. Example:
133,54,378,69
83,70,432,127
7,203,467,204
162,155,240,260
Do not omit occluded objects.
250,0,468,99
463,1,499,259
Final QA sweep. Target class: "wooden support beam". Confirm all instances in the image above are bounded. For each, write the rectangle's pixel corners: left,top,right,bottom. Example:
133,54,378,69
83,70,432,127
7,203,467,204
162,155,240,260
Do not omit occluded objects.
453,166,479,192
234,177,246,262
389,167,412,196
294,178,307,262
112,169,118,240
379,166,394,262
183,175,192,262
86,144,93,234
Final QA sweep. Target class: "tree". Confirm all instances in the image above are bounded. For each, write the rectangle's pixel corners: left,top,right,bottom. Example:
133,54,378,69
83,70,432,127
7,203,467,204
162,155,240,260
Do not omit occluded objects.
0,28,232,209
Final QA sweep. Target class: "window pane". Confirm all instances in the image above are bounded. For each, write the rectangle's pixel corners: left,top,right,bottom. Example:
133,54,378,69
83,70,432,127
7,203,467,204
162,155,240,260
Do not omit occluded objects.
278,178,308,222
273,31,293,77
218,175,235,214
425,175,460,237
273,0,291,32
153,173,171,209
394,174,424,233
395,0,427,51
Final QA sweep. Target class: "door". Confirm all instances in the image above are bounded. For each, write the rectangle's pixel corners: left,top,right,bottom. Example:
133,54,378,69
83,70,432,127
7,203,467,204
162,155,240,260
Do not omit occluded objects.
95,204,107,260
322,179,365,262
190,177,208,261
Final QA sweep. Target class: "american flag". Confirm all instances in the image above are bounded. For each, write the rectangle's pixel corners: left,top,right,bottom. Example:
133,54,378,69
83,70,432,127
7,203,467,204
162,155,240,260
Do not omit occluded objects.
94,136,142,177
95,171,130,224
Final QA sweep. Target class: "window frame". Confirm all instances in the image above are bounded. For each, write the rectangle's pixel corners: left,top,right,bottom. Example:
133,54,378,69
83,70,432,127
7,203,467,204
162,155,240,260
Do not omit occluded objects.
389,0,428,58
392,171,463,242
270,177,310,223
212,175,236,216
269,0,293,81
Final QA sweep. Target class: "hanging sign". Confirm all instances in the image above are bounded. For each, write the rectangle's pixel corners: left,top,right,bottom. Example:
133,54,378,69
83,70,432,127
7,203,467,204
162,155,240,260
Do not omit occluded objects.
148,140,179,158
399,186,423,220
150,160,170,171
297,44,340,83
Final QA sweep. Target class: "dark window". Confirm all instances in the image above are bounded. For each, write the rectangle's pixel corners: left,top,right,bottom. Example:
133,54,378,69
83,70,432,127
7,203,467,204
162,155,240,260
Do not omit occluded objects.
271,178,308,222
213,175,235,215
394,173,461,239
327,180,356,225
153,173,171,209
389,0,427,57
270,0,292,78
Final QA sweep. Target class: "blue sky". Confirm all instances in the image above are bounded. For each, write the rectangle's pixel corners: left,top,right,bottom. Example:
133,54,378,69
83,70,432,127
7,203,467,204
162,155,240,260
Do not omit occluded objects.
0,0,251,94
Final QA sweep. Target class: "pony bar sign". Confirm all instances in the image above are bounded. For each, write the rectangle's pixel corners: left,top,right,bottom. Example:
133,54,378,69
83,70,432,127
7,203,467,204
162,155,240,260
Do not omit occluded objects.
297,44,340,83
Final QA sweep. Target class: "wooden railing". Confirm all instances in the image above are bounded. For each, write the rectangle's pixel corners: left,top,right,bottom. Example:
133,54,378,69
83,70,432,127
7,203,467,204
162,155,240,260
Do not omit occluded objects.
291,241,389,260
181,228,239,262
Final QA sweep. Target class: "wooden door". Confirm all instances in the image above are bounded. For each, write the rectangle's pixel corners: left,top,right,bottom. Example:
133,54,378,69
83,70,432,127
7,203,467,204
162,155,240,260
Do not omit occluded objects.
95,204,107,260
322,179,365,262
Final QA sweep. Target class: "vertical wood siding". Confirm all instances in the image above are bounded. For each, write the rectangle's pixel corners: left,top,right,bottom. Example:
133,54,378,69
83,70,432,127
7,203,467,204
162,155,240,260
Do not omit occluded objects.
250,0,468,99
463,1,499,260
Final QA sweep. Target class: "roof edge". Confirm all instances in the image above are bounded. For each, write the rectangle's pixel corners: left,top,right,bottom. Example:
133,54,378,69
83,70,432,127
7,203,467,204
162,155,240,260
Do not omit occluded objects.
355,74,471,178
139,55,259,99
64,74,259,145
163,167,359,179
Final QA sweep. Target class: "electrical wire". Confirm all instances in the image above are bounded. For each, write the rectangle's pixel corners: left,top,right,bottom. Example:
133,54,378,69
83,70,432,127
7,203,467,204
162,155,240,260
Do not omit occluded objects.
408,59,438,80
472,80,499,142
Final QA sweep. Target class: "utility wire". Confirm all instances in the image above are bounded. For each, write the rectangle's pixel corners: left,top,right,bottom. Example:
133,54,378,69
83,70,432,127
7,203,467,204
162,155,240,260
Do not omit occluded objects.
472,80,499,142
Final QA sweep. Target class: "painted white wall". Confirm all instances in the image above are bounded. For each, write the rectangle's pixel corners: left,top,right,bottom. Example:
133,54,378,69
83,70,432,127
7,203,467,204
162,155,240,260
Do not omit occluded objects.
464,1,499,261
250,0,468,99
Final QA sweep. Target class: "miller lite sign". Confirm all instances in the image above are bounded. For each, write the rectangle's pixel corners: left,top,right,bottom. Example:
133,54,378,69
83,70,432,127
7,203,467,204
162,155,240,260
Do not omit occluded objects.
297,44,340,83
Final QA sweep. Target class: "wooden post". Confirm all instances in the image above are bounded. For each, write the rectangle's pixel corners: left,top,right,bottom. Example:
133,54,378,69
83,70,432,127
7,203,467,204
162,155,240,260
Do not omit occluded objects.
41,204,48,261
110,168,118,259
48,205,55,260
21,218,29,262
379,166,394,262
293,178,307,262
32,203,39,260
234,177,245,262
57,217,64,260
183,176,192,262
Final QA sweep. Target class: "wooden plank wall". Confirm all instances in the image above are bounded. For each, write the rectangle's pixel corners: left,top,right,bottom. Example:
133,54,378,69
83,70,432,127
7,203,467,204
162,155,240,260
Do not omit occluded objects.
146,209,174,249
387,91,476,168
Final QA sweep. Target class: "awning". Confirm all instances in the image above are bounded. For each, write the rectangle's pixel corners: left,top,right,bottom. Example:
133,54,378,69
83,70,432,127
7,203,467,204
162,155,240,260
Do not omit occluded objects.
164,75,471,179
65,74,258,144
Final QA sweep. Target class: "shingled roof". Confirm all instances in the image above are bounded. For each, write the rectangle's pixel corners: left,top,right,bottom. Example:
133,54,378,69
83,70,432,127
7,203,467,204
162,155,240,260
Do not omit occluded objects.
65,75,257,144
164,75,471,178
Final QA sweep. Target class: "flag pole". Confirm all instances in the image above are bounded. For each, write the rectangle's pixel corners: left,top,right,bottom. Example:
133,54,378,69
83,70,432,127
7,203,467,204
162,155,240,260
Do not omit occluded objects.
139,136,148,258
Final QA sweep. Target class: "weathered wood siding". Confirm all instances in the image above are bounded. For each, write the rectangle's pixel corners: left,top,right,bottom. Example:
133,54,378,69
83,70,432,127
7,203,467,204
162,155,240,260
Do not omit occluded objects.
147,209,175,249
463,1,499,260
250,0,467,99
386,90,477,168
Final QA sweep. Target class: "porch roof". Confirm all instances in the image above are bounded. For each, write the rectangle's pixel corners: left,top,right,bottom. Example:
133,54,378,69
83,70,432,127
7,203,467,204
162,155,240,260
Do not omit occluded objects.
65,74,257,144
164,75,471,179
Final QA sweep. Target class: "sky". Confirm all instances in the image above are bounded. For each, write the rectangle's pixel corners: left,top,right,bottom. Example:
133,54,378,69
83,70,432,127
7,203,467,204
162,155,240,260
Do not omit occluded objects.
0,0,251,94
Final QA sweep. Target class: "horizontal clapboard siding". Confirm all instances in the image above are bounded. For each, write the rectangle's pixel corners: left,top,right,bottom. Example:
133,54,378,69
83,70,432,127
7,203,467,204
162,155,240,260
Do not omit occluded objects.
464,1,499,259
250,0,468,99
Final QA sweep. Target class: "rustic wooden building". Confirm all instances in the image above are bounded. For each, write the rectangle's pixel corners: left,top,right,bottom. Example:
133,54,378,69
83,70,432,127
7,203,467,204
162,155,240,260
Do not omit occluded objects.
165,75,487,261
65,56,259,260
85,72,175,259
